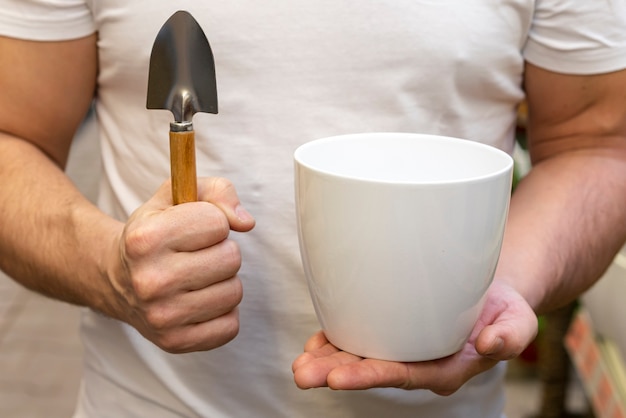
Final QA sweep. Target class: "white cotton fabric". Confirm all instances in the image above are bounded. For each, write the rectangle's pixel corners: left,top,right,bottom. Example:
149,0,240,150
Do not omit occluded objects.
524,0,626,74
0,0,94,40
0,1,625,417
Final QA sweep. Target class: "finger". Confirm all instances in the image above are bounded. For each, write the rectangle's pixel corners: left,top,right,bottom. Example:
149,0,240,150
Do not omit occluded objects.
325,358,413,390
292,332,337,373
181,275,243,323
142,178,255,234
131,240,243,310
127,199,241,257
475,306,538,360
161,202,232,252
198,177,255,233
143,275,243,330
143,180,177,208
304,330,331,351
325,350,497,394
293,348,363,389
167,240,242,291
473,282,538,360
151,308,241,354
124,186,231,258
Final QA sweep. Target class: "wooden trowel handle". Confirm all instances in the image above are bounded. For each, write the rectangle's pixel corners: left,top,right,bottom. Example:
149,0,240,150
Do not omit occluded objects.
170,130,198,205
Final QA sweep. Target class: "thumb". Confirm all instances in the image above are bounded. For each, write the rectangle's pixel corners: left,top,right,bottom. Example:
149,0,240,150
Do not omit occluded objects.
475,306,538,361
197,177,256,232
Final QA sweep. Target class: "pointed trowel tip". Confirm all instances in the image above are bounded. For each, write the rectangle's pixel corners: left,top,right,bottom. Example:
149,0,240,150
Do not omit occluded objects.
147,10,219,121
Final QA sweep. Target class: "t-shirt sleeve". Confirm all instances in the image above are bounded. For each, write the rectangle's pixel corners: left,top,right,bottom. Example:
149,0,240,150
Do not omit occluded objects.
0,0,95,41
523,0,626,74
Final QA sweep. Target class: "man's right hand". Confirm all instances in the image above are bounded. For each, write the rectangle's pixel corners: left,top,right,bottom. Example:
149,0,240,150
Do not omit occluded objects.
106,177,255,353
0,35,255,354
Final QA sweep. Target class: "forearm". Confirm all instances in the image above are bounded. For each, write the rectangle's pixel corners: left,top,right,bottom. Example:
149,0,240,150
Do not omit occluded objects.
0,133,124,315
496,149,626,314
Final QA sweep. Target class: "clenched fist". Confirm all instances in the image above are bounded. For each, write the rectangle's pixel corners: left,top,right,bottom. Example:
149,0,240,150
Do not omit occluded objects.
105,177,255,353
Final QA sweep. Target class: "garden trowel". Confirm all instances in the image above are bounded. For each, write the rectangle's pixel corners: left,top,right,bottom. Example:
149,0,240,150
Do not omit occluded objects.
147,10,218,204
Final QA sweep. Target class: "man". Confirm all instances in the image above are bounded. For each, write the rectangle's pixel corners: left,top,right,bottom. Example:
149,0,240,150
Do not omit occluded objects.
0,1,625,417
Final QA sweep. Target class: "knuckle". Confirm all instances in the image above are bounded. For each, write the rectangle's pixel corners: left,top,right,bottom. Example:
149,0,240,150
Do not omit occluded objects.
123,224,160,259
221,240,242,272
207,240,242,280
157,312,241,354
218,311,241,344
223,322,240,344
131,270,166,301
224,277,244,307
143,304,174,331
156,333,186,354
205,206,230,240
215,216,231,241
232,278,244,304
210,177,236,196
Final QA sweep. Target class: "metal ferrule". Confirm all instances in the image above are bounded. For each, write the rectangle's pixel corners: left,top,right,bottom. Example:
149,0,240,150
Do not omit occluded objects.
170,121,193,132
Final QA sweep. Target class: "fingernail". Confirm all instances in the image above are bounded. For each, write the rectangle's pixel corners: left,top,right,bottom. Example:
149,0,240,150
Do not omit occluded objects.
235,205,253,222
485,337,504,356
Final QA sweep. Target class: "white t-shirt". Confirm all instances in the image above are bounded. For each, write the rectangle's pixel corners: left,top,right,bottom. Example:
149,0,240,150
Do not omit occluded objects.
1,1,625,417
